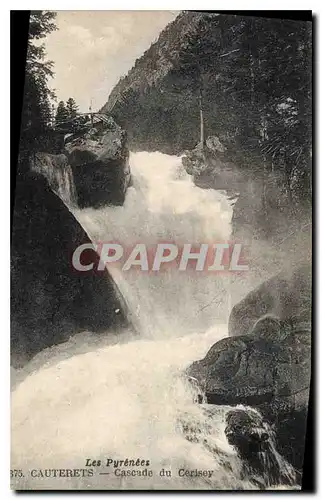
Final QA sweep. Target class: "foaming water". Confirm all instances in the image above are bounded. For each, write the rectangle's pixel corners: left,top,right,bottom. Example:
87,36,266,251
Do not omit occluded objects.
74,152,235,337
11,152,297,490
11,326,256,490
11,326,297,490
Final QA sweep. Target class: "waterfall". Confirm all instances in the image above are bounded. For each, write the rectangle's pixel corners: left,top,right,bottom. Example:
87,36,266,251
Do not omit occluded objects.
11,152,298,490
74,151,235,337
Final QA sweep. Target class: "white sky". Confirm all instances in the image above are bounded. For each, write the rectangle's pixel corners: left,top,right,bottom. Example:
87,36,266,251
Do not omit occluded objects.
44,11,179,112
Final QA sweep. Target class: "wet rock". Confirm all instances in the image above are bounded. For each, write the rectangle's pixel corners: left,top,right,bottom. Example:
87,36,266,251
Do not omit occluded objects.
181,137,243,197
225,408,270,456
64,117,131,208
187,266,311,471
178,401,297,488
189,326,310,408
11,171,130,368
182,143,208,177
30,152,78,207
206,136,227,154
225,407,297,488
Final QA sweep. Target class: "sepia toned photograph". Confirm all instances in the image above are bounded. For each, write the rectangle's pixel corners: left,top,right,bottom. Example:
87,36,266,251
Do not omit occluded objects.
10,9,312,491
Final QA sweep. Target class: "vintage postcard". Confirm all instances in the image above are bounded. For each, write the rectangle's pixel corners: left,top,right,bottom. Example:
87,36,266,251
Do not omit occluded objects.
11,10,312,490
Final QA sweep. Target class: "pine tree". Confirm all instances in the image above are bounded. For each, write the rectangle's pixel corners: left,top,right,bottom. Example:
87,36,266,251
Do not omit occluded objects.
66,97,79,120
55,101,69,124
169,14,222,148
20,11,57,158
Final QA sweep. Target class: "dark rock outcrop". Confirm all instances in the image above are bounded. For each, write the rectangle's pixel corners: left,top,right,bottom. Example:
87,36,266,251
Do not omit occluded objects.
64,117,131,208
11,170,130,368
225,408,270,457
178,401,297,488
31,152,78,207
187,266,311,471
224,407,297,487
181,137,244,197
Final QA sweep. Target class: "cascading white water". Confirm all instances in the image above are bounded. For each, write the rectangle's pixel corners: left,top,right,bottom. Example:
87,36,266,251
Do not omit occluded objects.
75,151,236,337
11,152,297,490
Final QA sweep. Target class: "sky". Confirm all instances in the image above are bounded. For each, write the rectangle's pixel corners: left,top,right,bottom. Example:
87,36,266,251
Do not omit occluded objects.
44,11,179,112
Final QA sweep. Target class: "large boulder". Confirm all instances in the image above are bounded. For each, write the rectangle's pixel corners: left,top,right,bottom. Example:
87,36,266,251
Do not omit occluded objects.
64,117,131,208
187,266,311,472
188,319,310,408
11,170,130,368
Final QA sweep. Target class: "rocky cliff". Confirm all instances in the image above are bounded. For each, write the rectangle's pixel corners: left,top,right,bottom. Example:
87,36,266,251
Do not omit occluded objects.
31,152,78,207
11,169,130,368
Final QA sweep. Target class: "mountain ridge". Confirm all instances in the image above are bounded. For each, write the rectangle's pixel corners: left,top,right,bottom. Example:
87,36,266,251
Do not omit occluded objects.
101,11,204,114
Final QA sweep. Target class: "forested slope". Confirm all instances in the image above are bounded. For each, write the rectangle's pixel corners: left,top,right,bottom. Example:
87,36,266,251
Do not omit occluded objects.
102,12,312,240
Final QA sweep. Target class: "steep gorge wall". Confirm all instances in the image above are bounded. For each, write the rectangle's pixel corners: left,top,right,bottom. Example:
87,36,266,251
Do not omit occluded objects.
11,169,130,367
